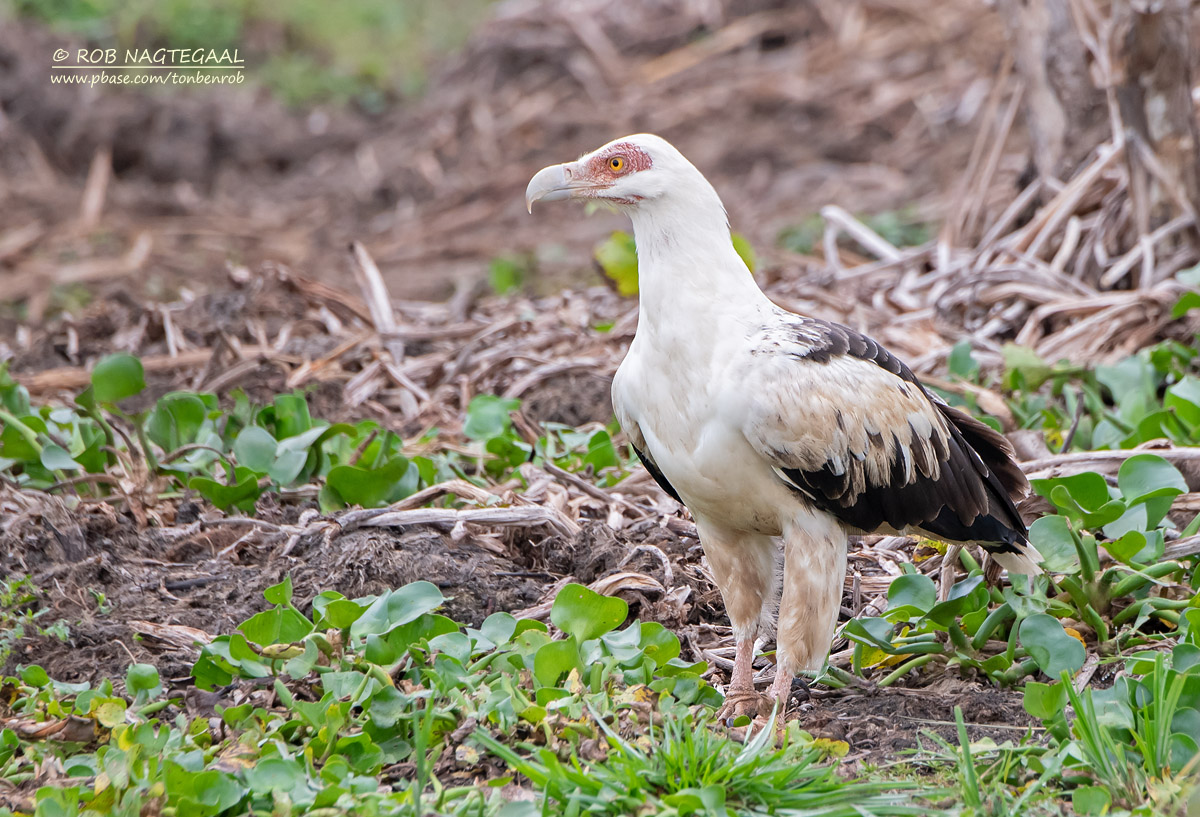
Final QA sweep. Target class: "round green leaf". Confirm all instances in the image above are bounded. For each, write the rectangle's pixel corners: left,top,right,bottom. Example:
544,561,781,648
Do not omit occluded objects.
188,471,262,513
463,394,521,441
1117,453,1187,504
550,583,628,642
1019,614,1085,678
887,574,936,614
594,230,639,296
146,393,209,451
91,353,145,403
1022,680,1066,721
93,699,127,728
1072,785,1111,816
325,458,416,508
1165,376,1200,425
244,756,306,794
125,663,160,694
1028,516,1081,574
926,575,989,627
1,414,46,461
350,581,445,639
263,576,293,606
533,637,581,687
233,425,277,473
20,665,50,687
39,443,81,472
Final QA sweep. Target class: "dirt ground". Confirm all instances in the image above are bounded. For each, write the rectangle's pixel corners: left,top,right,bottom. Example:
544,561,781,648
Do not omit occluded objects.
0,0,1073,765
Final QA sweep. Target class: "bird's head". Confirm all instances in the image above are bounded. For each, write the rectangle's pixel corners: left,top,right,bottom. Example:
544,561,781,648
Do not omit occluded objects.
525,134,709,214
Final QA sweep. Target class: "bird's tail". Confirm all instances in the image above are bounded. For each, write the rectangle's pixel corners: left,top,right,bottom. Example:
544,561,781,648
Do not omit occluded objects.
988,539,1043,576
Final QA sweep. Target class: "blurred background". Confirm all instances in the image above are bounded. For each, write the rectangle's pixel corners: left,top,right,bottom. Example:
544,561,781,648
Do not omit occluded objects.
0,0,1009,313
1,0,1198,393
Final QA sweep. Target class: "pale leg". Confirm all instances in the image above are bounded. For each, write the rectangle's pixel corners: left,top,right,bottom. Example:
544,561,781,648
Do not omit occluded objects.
696,518,777,721
770,513,848,710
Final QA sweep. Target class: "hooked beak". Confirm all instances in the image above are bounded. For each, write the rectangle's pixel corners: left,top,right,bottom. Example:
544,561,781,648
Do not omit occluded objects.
525,160,601,213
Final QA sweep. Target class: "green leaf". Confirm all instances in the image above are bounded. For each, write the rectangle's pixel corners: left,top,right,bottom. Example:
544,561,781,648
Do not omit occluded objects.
1117,453,1187,505
1165,376,1200,426
313,593,368,630
1,414,46,461
947,340,980,381
271,393,312,439
240,607,314,646
926,575,989,627
145,393,209,451
125,663,161,696
188,468,262,513
887,574,936,614
550,583,627,641
488,255,526,295
638,621,681,666
91,353,145,403
1033,471,1125,527
243,756,308,796
39,443,81,472
1097,355,1159,423
1002,344,1051,389
269,423,351,485
350,582,445,639
325,457,418,508
264,576,293,606
93,698,127,727
20,665,50,687
1019,614,1085,678
533,637,580,687
583,430,618,472
233,425,277,473
463,395,522,441
1105,530,1148,565
1022,680,1066,721
469,612,518,651
1029,516,1081,573
842,617,896,651
1071,786,1111,816
1171,291,1200,319
594,230,639,296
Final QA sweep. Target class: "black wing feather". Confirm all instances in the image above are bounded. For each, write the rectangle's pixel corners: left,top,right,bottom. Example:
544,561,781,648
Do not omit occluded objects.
631,443,683,505
780,320,1029,556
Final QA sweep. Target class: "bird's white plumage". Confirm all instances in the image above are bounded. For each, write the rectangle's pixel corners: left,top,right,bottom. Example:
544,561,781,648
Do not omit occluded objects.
529,133,1038,715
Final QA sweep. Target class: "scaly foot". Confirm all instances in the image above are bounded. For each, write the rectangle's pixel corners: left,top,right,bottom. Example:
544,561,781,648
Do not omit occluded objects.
716,687,776,727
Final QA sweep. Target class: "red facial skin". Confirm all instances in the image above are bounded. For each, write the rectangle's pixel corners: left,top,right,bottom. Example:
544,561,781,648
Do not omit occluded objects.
579,142,653,203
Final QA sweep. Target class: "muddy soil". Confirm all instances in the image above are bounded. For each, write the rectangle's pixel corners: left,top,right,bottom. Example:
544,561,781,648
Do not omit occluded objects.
1,498,704,686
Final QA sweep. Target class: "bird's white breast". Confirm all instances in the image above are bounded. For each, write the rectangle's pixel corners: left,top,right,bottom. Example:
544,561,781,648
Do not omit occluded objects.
613,299,801,535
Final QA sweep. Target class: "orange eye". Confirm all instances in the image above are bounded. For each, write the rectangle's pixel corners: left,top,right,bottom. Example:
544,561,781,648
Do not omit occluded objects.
609,156,626,172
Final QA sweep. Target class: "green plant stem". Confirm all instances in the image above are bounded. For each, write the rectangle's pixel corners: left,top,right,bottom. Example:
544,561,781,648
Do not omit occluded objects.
159,443,226,464
1081,603,1110,644
877,654,937,687
948,622,971,653
957,548,982,573
999,657,1038,685
1110,561,1182,599
823,666,860,688
137,700,171,716
133,421,161,473
0,408,42,454
971,604,1015,651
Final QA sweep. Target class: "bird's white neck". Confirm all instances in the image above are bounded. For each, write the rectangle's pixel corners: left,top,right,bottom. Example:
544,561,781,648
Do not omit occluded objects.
627,185,767,322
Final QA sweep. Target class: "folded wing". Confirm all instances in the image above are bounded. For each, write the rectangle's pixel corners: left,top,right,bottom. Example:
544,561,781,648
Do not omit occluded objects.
744,318,1038,572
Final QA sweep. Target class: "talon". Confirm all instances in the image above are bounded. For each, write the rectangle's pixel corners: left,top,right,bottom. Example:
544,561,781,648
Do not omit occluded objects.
716,688,777,725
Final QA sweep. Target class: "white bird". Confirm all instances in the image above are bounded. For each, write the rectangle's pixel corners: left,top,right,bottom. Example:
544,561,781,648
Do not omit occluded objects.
526,134,1040,722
